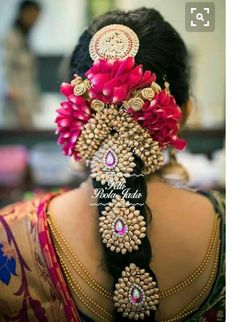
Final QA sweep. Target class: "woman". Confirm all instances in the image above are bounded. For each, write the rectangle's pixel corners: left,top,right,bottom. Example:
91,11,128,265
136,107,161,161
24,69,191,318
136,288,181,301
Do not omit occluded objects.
3,0,41,128
0,8,225,322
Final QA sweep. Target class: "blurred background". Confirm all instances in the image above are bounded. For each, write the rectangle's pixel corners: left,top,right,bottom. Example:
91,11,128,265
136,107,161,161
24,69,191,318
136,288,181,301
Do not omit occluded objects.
0,0,225,207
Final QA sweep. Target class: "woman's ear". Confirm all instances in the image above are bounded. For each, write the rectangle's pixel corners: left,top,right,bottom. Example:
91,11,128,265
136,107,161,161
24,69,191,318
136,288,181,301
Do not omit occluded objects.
180,99,193,127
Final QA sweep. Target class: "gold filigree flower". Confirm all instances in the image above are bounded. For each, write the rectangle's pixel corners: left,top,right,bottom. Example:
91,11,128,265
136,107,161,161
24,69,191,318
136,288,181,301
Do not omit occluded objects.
83,79,91,90
74,83,86,96
141,87,155,101
128,97,144,111
71,76,83,86
99,195,146,253
71,77,91,96
114,263,159,320
91,99,105,112
151,81,162,93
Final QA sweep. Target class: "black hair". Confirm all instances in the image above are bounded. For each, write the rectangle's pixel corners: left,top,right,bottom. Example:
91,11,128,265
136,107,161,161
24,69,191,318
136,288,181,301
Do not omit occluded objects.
14,0,41,34
17,0,41,13
70,8,190,321
70,7,190,106
92,156,156,322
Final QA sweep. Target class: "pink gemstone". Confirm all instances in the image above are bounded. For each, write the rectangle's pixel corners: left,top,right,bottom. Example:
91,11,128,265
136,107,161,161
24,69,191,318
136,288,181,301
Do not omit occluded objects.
114,219,127,236
105,149,116,168
130,286,143,304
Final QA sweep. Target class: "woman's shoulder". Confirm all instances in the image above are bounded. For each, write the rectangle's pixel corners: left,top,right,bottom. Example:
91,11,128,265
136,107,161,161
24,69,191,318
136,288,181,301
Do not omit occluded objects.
196,190,225,221
148,182,224,234
181,190,225,322
148,182,225,274
0,197,39,229
0,195,47,262
0,191,63,222
146,181,225,320
0,192,59,262
0,193,67,320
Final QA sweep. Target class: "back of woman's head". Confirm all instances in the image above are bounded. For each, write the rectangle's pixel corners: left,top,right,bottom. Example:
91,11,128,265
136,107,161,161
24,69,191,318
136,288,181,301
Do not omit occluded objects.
70,7,190,107
57,8,190,321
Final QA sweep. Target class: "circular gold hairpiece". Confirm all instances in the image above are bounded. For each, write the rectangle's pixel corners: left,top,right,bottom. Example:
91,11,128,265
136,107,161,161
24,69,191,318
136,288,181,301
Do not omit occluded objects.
89,24,140,61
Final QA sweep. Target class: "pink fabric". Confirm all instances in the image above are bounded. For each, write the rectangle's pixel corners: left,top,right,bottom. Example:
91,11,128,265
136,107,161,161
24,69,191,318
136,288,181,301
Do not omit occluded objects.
37,193,81,322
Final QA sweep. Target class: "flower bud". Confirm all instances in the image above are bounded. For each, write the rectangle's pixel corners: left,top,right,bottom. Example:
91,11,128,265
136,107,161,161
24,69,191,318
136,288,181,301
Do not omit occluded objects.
91,99,105,112
141,87,155,101
128,97,144,111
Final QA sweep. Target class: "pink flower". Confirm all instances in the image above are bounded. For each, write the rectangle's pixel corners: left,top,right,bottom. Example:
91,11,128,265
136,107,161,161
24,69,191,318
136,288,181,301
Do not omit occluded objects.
56,60,187,159
60,82,74,97
55,83,91,158
127,90,187,150
85,57,156,104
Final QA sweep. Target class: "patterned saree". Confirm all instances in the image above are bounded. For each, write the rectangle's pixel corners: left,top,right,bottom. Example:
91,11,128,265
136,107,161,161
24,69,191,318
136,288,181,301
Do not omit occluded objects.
0,191,225,322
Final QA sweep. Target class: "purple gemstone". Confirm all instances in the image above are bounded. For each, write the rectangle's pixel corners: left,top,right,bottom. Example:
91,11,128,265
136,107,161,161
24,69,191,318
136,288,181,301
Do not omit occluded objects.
104,149,116,168
130,286,143,304
114,219,127,236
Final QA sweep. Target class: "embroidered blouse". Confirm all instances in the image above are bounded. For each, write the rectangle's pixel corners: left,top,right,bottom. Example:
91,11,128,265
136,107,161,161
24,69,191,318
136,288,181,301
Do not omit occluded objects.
0,191,225,322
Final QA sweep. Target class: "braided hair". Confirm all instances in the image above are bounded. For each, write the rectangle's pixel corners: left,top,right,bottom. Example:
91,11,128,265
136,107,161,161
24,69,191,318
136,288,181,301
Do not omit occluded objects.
69,8,190,321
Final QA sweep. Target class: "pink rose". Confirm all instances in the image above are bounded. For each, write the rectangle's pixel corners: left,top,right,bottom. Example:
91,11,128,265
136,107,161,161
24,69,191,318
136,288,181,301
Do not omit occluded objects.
127,90,187,150
55,83,91,157
85,57,156,104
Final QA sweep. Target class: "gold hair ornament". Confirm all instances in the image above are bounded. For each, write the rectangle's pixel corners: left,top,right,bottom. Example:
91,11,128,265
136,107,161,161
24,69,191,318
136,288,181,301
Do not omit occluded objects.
89,24,140,61
113,263,160,320
99,195,146,254
75,104,164,185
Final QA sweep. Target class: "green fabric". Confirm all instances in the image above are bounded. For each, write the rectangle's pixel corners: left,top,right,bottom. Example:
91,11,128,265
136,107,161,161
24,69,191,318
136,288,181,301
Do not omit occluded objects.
186,191,225,322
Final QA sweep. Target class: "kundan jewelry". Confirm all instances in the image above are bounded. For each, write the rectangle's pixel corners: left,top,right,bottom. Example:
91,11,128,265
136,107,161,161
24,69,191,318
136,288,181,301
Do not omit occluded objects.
75,104,164,184
90,133,136,185
159,148,189,187
55,23,189,321
113,263,160,320
89,24,140,61
99,194,146,254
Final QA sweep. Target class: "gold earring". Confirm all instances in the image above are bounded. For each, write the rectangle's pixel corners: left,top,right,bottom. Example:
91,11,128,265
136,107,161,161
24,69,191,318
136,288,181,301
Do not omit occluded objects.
69,158,87,173
159,148,189,187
